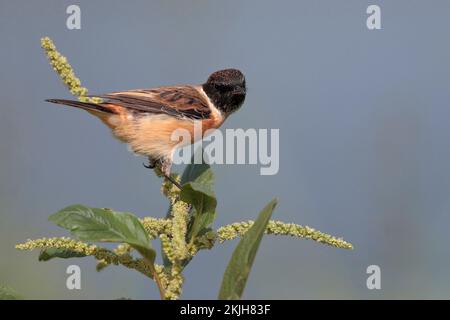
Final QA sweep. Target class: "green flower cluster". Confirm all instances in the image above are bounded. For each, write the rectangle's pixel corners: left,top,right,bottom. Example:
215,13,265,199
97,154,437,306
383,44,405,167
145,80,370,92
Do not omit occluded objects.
15,237,154,279
16,237,97,255
217,220,353,250
156,176,191,299
170,200,190,260
41,37,102,103
154,264,183,300
141,217,172,239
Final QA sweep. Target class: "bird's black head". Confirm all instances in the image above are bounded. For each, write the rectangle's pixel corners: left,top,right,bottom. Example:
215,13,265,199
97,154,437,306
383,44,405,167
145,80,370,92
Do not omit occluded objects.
202,69,246,115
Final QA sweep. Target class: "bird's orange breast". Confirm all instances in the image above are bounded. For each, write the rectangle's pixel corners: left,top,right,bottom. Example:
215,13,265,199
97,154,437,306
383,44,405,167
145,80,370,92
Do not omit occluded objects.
93,104,224,160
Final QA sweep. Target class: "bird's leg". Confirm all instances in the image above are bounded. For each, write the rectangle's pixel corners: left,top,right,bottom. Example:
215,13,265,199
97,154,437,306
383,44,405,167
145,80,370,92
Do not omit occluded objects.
144,157,182,190
160,158,182,190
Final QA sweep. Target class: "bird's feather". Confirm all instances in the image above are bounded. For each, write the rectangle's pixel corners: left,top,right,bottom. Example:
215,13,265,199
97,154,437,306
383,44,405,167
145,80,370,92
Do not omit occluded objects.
93,85,212,120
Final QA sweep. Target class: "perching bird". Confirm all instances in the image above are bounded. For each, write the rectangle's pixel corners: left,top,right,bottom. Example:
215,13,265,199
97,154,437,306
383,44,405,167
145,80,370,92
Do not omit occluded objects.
46,69,246,188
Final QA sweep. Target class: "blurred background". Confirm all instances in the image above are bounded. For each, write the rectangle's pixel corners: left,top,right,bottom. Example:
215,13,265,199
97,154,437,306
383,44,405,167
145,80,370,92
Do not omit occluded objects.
1,0,450,299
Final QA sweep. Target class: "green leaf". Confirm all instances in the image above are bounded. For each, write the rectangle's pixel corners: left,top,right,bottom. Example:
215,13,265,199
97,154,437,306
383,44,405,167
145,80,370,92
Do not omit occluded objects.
0,285,23,300
180,163,217,241
180,161,211,185
218,198,278,300
49,205,155,263
39,248,87,261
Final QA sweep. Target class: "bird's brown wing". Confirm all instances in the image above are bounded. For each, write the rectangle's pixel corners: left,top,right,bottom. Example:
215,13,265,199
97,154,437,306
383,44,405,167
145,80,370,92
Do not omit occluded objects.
94,85,211,120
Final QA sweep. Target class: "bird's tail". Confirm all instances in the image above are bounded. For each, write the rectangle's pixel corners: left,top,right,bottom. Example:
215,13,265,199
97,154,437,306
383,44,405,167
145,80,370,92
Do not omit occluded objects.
45,99,114,114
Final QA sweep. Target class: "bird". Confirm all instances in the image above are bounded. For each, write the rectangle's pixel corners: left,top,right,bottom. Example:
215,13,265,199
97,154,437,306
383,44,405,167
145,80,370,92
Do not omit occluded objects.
46,68,246,188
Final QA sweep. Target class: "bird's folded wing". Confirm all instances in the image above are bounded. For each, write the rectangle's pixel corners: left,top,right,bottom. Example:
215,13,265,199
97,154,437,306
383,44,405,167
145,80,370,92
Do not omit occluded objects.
94,86,211,120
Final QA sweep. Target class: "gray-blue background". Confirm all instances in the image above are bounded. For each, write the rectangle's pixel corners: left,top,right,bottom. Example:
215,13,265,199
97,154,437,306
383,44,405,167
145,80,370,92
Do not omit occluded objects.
1,0,450,299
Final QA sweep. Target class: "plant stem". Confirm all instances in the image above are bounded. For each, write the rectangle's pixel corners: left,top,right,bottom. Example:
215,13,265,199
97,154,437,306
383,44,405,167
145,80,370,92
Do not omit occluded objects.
151,266,166,300
144,259,165,299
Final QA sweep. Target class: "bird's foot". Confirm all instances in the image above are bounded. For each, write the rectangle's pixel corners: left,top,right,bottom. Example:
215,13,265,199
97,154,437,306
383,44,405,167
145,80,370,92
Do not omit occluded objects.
144,157,182,190
143,158,156,169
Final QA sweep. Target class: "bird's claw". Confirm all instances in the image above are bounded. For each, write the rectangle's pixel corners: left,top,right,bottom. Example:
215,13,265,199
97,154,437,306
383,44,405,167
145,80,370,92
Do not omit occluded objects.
143,161,155,169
